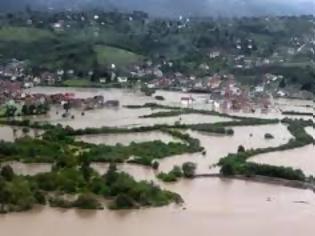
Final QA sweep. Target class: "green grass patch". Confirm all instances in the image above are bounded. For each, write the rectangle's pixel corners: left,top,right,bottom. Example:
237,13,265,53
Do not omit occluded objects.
94,45,143,67
0,27,54,43
62,79,93,87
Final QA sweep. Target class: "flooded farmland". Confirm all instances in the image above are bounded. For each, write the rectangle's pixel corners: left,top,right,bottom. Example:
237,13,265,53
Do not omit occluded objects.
76,131,182,146
0,87,314,235
251,126,315,176
0,126,42,142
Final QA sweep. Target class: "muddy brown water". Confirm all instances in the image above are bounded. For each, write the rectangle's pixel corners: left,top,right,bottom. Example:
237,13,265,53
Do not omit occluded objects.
252,126,315,176
76,131,182,146
0,126,42,142
0,178,314,236
0,87,313,235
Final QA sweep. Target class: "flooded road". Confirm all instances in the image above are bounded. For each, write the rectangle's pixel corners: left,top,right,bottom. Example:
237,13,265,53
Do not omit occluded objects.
0,178,314,236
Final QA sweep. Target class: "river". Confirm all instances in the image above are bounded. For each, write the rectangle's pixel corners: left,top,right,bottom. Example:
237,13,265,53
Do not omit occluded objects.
0,178,314,236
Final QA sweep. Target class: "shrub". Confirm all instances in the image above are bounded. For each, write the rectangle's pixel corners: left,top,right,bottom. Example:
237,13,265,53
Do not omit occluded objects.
182,162,197,178
73,193,103,210
264,133,274,139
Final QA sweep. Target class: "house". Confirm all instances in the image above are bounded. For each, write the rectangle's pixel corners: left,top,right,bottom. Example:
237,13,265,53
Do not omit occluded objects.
23,82,34,89
207,76,222,90
277,90,286,97
181,96,194,106
33,77,41,85
99,78,106,83
209,51,221,59
41,72,57,85
255,86,264,93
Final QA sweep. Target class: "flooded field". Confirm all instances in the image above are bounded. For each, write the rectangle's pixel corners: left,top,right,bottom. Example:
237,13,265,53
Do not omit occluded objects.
275,98,313,113
25,88,232,129
0,87,313,235
0,178,314,236
158,123,292,174
251,144,315,176
251,126,315,176
0,126,42,142
155,90,313,120
24,88,313,129
76,131,182,145
0,161,51,176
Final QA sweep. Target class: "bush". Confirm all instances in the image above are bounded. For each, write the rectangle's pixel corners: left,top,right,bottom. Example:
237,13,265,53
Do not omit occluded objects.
182,162,197,178
73,193,103,210
157,165,184,182
49,197,73,209
237,145,246,153
110,194,137,209
1,165,14,181
151,161,160,170
220,162,235,176
34,191,46,205
264,133,274,139
157,172,177,182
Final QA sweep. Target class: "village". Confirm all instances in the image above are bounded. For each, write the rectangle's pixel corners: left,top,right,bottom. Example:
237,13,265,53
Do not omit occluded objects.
0,11,313,117
0,57,280,118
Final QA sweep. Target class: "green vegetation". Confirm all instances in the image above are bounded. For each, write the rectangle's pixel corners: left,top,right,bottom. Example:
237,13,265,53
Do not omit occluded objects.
157,166,183,182
157,162,197,182
182,162,197,178
282,111,313,117
107,166,182,209
62,79,93,87
0,160,181,213
0,26,54,43
94,45,143,67
83,132,202,166
219,119,314,181
0,12,313,92
140,110,190,118
0,135,72,163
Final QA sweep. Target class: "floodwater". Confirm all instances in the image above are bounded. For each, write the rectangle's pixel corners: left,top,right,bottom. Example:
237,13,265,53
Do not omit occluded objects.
0,178,314,236
1,87,313,235
155,90,313,120
29,106,233,129
251,144,315,176
158,123,292,174
251,126,315,176
25,87,232,129
76,131,182,146
0,126,42,142
90,123,293,177
0,161,51,176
